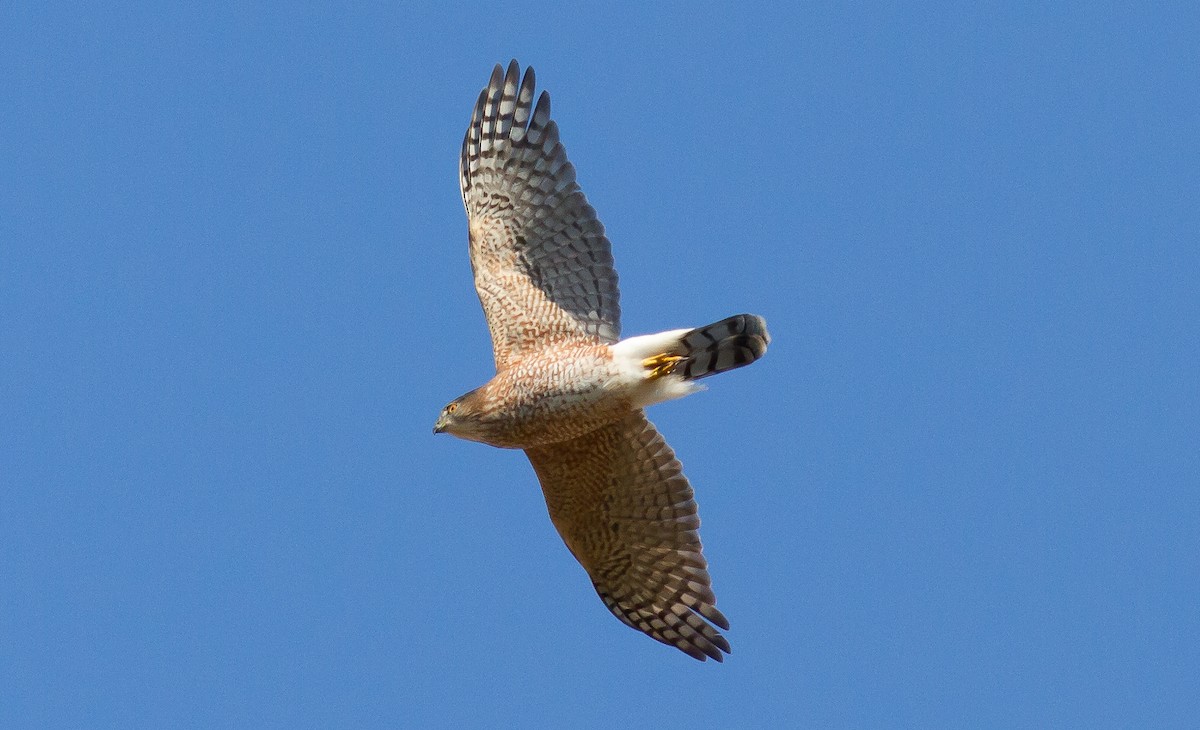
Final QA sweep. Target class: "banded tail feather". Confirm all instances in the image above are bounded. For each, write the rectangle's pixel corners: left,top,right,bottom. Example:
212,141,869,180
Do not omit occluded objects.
677,314,770,380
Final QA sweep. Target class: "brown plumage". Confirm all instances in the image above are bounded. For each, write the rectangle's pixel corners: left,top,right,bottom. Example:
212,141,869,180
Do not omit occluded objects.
435,61,770,661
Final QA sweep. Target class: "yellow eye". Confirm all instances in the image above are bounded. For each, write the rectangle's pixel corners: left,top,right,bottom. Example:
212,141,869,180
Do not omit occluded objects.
446,403,458,414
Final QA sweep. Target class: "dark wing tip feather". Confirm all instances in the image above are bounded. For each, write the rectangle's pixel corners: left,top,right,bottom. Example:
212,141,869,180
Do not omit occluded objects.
703,604,731,631
596,584,733,662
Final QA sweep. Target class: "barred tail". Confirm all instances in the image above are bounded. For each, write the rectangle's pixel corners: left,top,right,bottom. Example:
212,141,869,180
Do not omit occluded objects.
677,314,770,380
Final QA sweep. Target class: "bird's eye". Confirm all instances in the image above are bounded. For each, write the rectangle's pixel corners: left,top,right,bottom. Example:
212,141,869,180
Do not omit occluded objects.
446,403,458,414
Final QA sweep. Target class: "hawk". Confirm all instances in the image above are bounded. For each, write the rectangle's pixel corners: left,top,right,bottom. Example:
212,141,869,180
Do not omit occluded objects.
434,61,770,662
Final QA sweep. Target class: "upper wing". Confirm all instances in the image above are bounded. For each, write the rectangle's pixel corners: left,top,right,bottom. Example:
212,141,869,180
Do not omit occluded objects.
525,412,731,661
460,61,621,370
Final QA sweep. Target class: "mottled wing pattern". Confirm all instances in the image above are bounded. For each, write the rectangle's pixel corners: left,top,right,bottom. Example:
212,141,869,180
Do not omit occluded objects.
525,412,731,661
460,60,621,370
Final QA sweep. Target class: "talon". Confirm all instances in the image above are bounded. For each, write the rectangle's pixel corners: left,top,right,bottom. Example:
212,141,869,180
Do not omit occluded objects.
641,353,683,379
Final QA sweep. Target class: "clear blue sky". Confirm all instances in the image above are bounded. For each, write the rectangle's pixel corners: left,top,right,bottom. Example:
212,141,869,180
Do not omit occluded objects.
3,2,1197,727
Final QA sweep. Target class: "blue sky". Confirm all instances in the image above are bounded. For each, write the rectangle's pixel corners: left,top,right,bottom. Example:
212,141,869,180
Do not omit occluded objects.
3,2,1197,727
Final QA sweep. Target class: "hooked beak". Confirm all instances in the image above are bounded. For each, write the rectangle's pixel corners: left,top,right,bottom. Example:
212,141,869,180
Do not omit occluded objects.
432,415,447,434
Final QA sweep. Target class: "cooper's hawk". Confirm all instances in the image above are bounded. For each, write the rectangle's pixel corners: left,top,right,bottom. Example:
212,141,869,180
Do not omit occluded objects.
434,61,770,662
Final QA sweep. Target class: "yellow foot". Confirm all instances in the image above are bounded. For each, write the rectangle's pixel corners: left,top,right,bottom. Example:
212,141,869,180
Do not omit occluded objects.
642,353,684,379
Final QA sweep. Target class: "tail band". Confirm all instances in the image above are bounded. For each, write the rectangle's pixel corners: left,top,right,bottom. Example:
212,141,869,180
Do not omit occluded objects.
677,314,769,380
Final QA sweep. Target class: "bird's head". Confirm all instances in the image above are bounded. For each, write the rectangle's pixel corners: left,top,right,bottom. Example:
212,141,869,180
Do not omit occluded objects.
433,388,488,442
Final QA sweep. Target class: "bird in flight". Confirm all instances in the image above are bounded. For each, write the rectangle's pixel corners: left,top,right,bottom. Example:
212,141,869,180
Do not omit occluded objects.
434,60,770,661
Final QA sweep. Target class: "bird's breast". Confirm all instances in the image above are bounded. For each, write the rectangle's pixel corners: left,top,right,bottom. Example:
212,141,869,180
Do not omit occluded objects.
475,346,636,448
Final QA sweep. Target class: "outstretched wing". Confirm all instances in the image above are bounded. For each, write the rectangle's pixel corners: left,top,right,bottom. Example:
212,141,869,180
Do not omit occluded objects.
460,61,621,370
525,412,731,661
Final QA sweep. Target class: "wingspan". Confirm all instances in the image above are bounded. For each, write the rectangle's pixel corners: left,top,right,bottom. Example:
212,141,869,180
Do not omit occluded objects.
525,412,731,661
460,61,621,370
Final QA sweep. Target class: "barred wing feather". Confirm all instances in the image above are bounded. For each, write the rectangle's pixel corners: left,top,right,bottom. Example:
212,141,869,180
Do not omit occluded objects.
460,61,621,369
525,412,731,662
